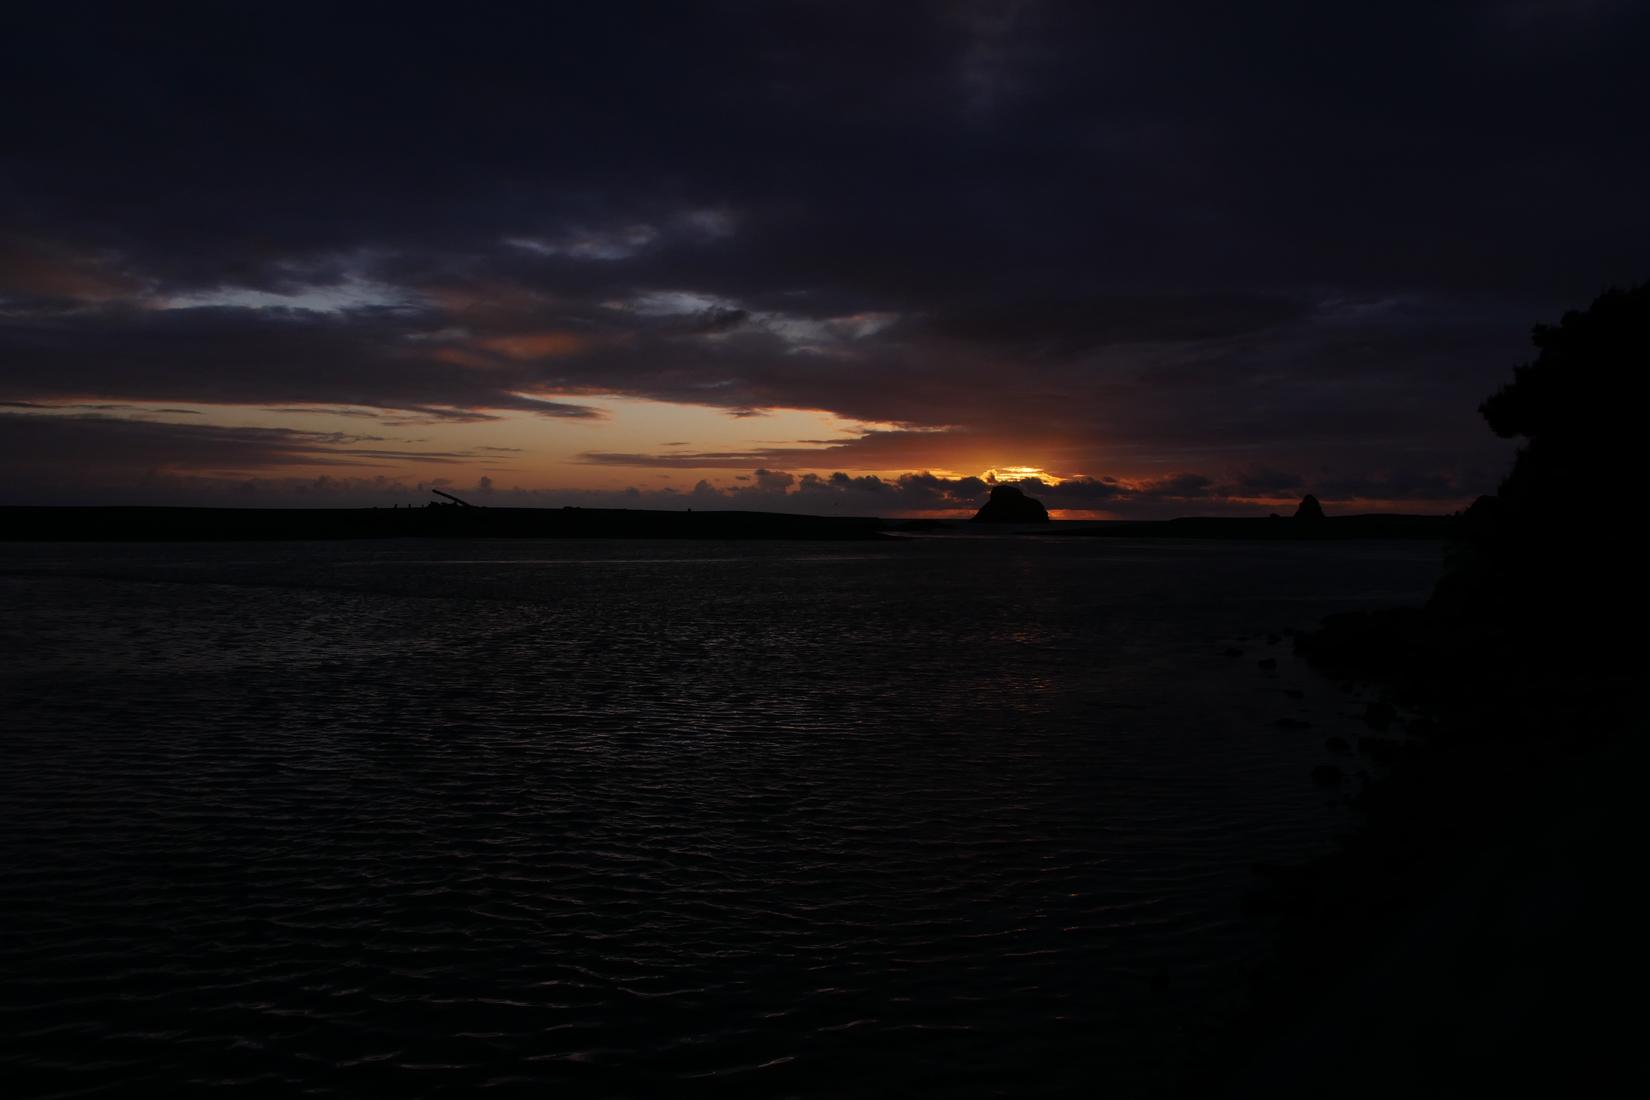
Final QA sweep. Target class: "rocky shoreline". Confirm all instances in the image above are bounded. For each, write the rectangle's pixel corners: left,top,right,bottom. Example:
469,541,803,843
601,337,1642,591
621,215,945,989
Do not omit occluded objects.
1167,572,1635,1096
1172,282,1647,1095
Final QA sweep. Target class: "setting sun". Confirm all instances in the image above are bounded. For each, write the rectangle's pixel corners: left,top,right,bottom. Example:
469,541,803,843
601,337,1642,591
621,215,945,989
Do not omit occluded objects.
983,466,1062,484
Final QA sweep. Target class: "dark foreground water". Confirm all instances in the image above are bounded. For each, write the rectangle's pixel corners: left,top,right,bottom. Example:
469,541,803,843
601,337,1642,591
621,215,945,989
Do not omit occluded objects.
0,536,1441,1098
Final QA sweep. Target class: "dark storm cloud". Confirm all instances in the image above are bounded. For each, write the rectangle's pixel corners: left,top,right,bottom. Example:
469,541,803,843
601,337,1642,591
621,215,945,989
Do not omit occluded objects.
8,1,1645,296
3,1,1647,503
751,469,797,492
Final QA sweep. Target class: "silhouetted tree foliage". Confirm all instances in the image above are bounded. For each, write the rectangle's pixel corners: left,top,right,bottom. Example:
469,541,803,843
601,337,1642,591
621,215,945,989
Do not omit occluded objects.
1444,282,1647,632
1276,286,1646,1100
1481,283,1646,509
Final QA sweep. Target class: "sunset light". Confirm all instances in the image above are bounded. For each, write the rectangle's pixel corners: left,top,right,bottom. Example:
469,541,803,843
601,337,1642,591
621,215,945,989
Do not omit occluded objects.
983,466,1063,485
3,4,1641,1096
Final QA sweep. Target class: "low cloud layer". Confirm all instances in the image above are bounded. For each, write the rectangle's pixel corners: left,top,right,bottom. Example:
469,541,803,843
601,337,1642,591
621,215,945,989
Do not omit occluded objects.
0,411,1478,517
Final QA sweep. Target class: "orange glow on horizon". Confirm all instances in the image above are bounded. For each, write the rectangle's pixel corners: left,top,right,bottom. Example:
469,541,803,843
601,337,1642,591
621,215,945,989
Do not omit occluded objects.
982,465,1063,485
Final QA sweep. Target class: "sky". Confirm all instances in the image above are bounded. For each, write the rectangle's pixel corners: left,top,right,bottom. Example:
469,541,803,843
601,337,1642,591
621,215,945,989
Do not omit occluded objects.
3,1,1646,517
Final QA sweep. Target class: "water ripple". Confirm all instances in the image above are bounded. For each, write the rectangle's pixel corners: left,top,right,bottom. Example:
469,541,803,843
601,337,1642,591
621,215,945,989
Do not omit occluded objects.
0,537,1441,1097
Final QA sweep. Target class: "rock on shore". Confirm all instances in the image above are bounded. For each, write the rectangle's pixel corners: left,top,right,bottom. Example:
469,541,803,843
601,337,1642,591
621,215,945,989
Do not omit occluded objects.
971,485,1051,523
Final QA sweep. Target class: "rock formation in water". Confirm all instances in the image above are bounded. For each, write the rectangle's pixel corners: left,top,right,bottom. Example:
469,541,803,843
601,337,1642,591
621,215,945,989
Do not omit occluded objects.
971,485,1051,523
1293,494,1326,521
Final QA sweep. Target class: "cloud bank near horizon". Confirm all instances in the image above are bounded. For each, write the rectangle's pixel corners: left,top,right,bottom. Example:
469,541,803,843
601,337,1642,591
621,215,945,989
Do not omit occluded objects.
0,409,1477,518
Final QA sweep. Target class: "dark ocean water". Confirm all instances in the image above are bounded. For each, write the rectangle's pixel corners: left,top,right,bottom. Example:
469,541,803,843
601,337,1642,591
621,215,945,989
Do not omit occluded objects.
0,536,1441,1098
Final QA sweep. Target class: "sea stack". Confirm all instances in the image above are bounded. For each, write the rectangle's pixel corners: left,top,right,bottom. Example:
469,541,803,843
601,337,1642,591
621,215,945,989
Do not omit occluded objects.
1294,494,1326,521
972,485,1051,523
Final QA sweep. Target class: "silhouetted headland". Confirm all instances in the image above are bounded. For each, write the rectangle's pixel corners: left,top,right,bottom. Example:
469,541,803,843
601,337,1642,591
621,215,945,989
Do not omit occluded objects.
3,496,1465,542
0,504,889,542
